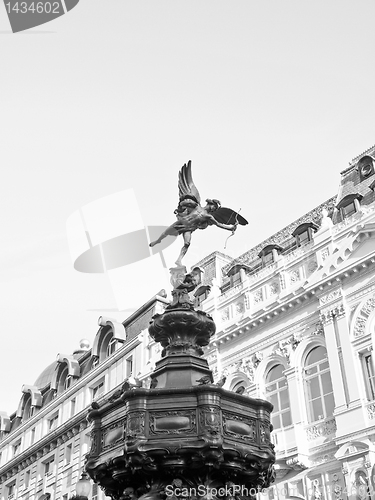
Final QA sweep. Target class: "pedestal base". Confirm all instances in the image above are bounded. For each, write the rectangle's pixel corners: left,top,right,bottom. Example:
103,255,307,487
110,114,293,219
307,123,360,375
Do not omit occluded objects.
150,354,213,389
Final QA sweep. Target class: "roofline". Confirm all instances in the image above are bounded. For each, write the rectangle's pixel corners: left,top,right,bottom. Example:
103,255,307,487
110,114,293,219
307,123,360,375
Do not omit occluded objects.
122,292,169,327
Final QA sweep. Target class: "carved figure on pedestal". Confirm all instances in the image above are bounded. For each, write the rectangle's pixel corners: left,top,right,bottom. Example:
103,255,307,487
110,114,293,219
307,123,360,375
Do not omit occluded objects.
149,161,248,266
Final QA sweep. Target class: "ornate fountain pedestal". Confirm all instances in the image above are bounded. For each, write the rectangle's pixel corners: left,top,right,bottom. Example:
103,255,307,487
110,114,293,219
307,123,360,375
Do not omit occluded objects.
86,303,275,500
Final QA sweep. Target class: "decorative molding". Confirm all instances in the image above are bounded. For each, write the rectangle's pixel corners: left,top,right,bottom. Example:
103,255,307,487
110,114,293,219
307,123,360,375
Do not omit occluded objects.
320,310,334,326
198,407,221,437
221,307,230,322
320,289,342,306
353,294,375,338
269,281,280,296
126,411,145,438
218,283,243,303
149,410,196,435
289,269,301,284
367,403,375,420
248,263,277,283
222,412,256,442
235,301,245,315
253,289,263,304
285,242,314,263
321,248,330,262
305,418,337,441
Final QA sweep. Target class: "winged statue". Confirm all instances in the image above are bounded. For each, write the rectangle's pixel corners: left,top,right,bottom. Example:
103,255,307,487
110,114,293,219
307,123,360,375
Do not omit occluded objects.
149,161,248,266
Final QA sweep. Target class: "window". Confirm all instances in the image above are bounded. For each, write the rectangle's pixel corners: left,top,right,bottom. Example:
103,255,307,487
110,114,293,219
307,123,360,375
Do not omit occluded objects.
92,381,104,401
24,470,30,489
44,456,55,476
106,337,117,357
262,251,274,267
337,193,363,220
12,440,21,457
194,285,210,308
343,202,356,217
30,427,36,445
65,444,72,465
265,365,292,429
126,356,133,377
231,271,241,286
362,352,375,401
48,413,59,432
292,222,318,247
258,245,282,268
70,398,76,417
7,482,16,499
304,346,335,422
64,375,73,391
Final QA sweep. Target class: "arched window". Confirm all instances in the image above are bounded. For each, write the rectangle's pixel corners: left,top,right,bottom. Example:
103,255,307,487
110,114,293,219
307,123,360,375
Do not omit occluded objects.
265,365,292,430
304,346,335,422
57,366,69,394
23,395,35,420
336,193,363,219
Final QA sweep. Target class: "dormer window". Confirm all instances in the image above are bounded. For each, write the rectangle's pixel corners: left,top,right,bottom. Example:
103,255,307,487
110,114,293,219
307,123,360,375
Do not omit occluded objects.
336,193,363,219
357,155,375,181
227,264,250,287
292,222,318,247
258,245,282,267
194,285,210,308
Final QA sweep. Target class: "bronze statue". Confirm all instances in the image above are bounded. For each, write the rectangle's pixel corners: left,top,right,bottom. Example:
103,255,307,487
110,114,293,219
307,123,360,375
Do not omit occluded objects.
149,161,248,265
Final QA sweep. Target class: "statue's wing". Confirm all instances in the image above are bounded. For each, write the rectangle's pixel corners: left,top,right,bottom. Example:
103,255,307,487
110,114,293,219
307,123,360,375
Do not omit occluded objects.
211,207,248,225
178,161,201,204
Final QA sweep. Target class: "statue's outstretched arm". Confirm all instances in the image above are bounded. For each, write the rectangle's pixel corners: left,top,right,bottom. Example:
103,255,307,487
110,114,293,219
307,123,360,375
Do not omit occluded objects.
208,215,236,231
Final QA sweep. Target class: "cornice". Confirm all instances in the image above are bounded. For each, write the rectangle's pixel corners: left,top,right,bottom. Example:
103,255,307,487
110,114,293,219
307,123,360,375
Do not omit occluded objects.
0,410,88,483
223,197,337,273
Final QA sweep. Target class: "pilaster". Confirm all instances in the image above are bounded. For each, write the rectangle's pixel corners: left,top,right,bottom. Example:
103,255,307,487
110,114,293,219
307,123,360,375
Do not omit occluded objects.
335,306,362,407
320,310,347,412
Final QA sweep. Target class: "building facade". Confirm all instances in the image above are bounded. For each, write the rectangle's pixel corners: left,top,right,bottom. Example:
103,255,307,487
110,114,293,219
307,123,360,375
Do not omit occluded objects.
194,145,375,499
1,145,375,500
0,295,169,500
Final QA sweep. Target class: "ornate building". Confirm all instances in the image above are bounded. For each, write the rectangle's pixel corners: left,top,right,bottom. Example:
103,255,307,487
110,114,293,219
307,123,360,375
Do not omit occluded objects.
0,294,169,500
193,145,375,499
1,145,375,500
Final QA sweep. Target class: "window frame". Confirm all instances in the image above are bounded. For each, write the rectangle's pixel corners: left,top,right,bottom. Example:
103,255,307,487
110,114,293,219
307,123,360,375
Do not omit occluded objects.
47,412,59,432
361,351,375,401
304,346,335,423
126,356,133,378
91,379,105,402
265,364,292,430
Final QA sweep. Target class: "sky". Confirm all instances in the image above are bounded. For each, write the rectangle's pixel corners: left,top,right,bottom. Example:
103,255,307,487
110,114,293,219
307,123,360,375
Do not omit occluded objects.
1,0,375,414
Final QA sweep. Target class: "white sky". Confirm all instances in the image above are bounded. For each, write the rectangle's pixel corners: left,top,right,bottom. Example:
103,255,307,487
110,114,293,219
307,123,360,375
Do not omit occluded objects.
1,0,375,414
